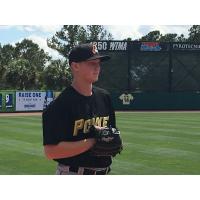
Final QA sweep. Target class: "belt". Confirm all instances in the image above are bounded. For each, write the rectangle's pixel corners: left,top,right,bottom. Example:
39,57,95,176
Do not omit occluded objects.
58,164,110,175
69,166,110,175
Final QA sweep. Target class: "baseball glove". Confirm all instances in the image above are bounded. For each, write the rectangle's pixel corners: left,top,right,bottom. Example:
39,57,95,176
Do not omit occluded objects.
89,125,123,157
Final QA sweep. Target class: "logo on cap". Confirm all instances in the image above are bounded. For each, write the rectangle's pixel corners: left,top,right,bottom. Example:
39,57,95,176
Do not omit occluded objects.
92,44,98,54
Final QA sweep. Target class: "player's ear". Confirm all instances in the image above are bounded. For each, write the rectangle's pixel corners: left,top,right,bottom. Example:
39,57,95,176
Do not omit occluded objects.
71,62,79,72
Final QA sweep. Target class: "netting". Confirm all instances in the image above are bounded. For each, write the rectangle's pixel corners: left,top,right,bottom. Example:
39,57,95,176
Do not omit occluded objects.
94,41,200,93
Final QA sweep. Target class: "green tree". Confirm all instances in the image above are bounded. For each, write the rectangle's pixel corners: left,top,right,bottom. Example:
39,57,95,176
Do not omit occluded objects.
159,33,178,42
0,43,3,87
14,39,50,89
47,25,88,58
0,44,15,66
47,25,113,58
1,39,50,89
123,37,132,41
187,25,200,42
15,39,50,72
4,59,37,90
140,32,187,42
0,44,16,88
87,25,113,40
177,34,187,42
42,59,72,90
159,33,187,42
139,30,162,41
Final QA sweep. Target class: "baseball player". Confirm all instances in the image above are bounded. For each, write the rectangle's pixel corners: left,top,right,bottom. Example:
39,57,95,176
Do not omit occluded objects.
42,43,121,175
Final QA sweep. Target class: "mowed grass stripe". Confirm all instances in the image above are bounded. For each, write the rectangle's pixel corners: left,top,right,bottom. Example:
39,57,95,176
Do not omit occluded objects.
123,126,200,139
117,117,200,126
0,116,56,175
116,112,200,121
121,119,200,127
0,138,43,157
0,116,42,144
118,129,200,156
0,112,200,174
111,112,200,175
0,116,42,126
0,149,56,175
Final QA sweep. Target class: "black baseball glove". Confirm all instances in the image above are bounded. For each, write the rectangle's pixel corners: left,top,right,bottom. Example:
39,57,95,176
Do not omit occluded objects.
89,125,123,157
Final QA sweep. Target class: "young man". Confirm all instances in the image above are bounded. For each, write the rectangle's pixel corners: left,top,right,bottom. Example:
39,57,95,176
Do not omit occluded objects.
42,43,117,175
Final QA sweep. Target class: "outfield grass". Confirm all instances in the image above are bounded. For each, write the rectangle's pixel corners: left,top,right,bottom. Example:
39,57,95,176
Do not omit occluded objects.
0,112,200,175
0,116,56,175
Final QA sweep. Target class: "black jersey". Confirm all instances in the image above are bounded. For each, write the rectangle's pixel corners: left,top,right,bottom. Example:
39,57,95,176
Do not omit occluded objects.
42,86,116,168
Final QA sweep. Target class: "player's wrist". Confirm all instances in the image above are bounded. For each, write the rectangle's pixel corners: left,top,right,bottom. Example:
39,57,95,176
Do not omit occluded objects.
83,138,96,145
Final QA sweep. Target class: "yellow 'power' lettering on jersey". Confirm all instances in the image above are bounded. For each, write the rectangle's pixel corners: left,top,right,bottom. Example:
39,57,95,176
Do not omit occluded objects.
95,117,103,126
102,116,109,127
73,116,109,136
83,119,92,133
73,119,84,136
91,117,96,126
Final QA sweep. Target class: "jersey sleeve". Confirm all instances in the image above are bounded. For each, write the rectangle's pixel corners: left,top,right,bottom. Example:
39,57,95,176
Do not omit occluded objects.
42,97,66,145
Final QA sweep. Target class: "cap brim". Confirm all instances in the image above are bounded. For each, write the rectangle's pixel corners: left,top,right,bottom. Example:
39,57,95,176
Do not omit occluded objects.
86,54,111,62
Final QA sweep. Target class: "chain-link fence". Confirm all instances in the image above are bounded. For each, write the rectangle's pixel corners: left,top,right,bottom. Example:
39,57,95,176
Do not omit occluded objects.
94,41,200,93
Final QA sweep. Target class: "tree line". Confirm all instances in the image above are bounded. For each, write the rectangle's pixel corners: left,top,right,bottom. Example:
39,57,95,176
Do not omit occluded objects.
0,25,200,90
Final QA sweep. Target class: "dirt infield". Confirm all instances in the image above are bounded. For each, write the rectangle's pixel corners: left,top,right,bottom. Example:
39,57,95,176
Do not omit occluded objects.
0,112,42,117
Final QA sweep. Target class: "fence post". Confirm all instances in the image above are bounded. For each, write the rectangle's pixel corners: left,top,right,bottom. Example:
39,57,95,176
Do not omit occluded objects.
168,43,173,92
127,41,131,91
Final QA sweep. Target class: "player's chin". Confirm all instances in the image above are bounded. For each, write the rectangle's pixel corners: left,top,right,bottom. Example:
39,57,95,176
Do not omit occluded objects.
91,78,99,83
91,75,99,82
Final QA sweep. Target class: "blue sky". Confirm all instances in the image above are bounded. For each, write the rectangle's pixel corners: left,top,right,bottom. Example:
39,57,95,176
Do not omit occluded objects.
0,25,62,59
0,25,192,59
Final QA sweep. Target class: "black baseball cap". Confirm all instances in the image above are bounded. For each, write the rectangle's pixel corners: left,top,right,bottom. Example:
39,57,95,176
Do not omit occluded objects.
68,43,110,66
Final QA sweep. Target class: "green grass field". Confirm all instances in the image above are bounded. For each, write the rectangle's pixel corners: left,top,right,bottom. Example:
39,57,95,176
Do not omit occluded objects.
0,112,200,175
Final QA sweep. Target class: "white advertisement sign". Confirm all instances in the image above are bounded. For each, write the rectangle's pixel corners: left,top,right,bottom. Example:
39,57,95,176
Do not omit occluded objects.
16,91,46,111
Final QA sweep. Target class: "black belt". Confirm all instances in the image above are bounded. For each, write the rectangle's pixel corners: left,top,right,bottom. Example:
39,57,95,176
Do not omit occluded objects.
69,166,110,175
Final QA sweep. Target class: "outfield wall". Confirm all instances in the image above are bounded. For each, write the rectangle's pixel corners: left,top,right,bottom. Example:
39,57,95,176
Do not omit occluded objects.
0,91,16,112
0,90,54,113
1,90,200,112
112,91,200,110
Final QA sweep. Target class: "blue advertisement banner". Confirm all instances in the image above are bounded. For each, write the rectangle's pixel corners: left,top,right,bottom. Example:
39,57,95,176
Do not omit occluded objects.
43,90,54,109
0,94,2,109
6,93,13,109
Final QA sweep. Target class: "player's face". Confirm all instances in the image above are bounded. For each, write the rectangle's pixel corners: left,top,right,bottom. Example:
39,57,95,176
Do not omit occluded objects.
78,59,101,83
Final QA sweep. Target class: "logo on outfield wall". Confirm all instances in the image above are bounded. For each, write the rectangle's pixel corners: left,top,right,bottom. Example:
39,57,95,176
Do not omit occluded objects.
92,41,127,51
140,42,161,51
0,94,2,109
173,43,200,50
5,94,13,108
119,93,134,105
43,90,54,109
16,91,46,111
